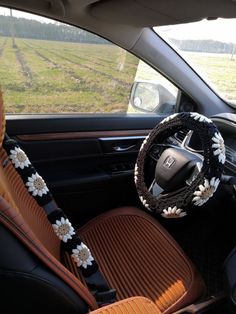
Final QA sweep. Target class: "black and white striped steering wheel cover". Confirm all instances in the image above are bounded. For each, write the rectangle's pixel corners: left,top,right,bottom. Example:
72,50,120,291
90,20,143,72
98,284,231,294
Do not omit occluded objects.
134,112,225,218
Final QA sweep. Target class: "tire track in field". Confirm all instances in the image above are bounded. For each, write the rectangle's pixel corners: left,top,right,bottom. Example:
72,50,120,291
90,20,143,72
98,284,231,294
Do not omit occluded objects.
0,38,8,57
15,45,33,88
49,50,129,88
96,55,136,68
29,42,114,69
70,47,135,68
26,42,129,88
23,41,106,94
63,49,111,69
65,52,136,77
33,48,85,85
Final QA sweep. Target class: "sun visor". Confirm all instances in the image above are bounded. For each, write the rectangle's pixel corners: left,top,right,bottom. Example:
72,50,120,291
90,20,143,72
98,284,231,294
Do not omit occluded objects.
89,0,236,26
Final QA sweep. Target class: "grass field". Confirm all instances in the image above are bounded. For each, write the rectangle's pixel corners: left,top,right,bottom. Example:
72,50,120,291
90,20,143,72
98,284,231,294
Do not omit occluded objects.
184,51,236,102
0,36,236,113
0,37,139,113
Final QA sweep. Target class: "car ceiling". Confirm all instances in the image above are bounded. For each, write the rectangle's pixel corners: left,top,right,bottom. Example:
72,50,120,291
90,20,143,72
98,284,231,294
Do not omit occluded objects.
89,0,236,26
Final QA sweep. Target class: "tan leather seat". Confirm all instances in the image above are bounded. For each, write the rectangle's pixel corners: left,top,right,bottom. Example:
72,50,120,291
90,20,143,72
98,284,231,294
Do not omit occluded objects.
90,297,162,314
78,207,204,313
0,93,204,313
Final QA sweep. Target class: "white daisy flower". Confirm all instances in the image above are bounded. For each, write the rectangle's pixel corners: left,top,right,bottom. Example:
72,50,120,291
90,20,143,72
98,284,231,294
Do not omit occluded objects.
52,217,75,243
9,147,31,169
72,243,94,269
26,173,49,197
161,206,187,219
192,177,220,206
134,164,138,183
160,113,178,124
134,164,139,184
190,112,212,123
134,164,138,176
139,195,150,209
139,195,146,205
212,132,226,164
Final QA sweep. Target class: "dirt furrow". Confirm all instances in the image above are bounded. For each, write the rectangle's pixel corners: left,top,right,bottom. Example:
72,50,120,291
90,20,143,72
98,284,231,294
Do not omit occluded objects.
63,50,110,69
26,42,87,85
15,46,33,88
0,38,8,57
50,50,129,88
26,41,129,88
23,41,107,94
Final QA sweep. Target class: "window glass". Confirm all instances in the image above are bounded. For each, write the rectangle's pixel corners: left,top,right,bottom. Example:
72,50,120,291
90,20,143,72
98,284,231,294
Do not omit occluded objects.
0,7,178,114
155,19,236,106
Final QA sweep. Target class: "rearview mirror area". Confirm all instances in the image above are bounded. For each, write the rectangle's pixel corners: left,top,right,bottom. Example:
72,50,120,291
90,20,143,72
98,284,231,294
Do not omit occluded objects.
129,81,177,115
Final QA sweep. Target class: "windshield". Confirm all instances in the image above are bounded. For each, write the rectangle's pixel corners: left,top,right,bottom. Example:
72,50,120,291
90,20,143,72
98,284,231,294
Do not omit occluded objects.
154,19,236,106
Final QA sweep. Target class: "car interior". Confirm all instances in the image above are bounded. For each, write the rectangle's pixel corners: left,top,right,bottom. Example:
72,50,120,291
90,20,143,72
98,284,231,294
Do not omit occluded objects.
0,1,236,313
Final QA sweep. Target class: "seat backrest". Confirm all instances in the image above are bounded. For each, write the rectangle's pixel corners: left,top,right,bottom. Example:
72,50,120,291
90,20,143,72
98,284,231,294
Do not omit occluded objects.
0,92,97,313
0,147,61,258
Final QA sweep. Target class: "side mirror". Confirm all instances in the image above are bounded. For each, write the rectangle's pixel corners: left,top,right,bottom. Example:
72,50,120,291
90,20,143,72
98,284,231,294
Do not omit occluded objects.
129,81,176,114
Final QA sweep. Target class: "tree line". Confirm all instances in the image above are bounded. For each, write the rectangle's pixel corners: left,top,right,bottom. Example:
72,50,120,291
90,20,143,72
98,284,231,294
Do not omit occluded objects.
171,38,235,54
0,15,109,44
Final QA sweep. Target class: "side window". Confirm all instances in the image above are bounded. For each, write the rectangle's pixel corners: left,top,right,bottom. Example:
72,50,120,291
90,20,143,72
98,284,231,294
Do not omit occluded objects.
0,8,178,115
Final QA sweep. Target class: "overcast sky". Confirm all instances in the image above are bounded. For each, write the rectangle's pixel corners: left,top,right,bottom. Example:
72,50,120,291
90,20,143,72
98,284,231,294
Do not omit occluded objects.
156,18,236,43
1,7,236,43
0,6,52,23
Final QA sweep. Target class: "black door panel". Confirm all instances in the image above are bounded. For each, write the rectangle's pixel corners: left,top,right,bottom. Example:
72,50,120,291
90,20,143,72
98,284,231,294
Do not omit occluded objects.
99,136,145,154
7,114,161,134
6,114,162,226
17,138,103,163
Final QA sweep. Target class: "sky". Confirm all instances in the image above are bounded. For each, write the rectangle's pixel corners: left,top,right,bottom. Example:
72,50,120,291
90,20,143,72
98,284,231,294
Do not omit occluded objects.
156,18,236,43
1,6,236,43
0,6,53,23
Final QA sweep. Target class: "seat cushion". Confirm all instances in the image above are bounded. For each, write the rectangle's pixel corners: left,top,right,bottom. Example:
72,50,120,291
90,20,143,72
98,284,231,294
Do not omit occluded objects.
78,207,205,314
90,296,161,314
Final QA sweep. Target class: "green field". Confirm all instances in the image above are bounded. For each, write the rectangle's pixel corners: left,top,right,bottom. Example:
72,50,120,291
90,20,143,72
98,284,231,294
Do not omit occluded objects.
184,51,236,102
0,36,236,114
0,37,139,113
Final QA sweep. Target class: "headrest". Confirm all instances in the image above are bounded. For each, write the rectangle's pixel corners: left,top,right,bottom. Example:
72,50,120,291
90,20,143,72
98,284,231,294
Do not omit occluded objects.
0,92,6,148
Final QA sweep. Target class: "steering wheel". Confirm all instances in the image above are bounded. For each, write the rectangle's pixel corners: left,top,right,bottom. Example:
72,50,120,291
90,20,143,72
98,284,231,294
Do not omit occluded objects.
134,112,226,218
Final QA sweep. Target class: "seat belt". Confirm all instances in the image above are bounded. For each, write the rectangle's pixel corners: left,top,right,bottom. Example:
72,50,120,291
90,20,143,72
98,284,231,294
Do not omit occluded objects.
3,135,116,307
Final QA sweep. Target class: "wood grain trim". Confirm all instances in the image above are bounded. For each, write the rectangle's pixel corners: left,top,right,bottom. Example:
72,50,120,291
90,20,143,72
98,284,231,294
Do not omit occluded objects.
16,129,150,141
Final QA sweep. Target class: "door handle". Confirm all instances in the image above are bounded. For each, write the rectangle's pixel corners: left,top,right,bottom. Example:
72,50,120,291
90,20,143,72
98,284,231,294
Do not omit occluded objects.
113,145,136,152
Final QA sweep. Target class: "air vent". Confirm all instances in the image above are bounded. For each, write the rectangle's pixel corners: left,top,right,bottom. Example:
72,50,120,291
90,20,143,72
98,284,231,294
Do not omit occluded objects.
174,129,189,142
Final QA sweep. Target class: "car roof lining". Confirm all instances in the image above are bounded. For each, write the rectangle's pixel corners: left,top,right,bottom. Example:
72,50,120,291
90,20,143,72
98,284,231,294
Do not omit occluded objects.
89,0,236,26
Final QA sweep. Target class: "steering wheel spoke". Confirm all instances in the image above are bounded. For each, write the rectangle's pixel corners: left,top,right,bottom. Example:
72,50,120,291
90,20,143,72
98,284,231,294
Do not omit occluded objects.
186,161,203,186
148,143,177,162
148,179,164,197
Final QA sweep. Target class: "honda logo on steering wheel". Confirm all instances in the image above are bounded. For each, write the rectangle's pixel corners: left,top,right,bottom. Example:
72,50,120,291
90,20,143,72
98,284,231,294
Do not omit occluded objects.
163,156,176,168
